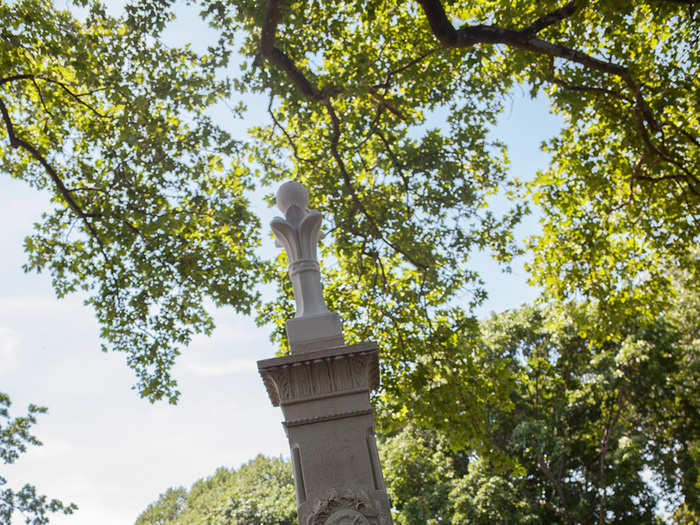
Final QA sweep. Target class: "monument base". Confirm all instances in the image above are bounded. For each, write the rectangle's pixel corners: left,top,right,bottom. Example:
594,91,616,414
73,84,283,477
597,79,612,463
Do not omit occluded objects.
258,342,393,525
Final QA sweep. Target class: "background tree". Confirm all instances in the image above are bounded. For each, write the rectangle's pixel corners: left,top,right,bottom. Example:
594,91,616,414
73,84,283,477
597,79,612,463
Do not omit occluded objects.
380,426,463,525
4,0,699,520
177,0,699,467
5,0,697,425
135,455,296,525
137,294,699,523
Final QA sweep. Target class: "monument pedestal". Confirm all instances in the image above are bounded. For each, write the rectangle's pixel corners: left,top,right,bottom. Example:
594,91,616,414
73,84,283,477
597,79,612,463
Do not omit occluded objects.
258,342,393,525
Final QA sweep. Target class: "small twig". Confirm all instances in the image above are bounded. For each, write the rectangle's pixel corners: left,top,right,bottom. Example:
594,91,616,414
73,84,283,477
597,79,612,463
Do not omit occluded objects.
376,48,439,89
325,100,427,270
524,1,578,35
267,94,314,163
1,73,110,119
30,77,56,119
368,89,408,121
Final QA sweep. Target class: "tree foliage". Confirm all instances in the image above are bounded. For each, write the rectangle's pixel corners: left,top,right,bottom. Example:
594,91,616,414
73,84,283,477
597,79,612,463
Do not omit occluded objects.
138,296,699,523
180,0,700,446
135,455,296,525
1,0,263,404
4,0,700,520
0,393,77,524
384,299,699,523
3,0,697,409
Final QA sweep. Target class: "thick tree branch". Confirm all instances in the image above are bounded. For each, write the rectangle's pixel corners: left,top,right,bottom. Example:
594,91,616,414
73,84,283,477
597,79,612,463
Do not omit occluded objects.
0,74,36,87
415,0,660,133
417,0,621,74
0,98,101,237
258,0,325,101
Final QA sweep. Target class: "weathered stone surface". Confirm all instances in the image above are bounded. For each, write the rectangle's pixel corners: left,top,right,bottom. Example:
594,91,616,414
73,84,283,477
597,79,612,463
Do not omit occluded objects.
258,342,392,525
258,342,379,407
286,312,345,354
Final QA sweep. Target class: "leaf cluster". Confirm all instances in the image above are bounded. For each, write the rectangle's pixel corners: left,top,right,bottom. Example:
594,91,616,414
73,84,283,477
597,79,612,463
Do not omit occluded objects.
0,393,77,524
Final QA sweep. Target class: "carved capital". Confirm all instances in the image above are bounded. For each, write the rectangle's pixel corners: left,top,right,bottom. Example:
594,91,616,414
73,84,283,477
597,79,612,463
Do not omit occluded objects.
258,342,380,407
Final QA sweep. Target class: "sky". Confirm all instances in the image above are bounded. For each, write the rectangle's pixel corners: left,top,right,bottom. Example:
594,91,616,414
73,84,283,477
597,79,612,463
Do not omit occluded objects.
1,3,562,524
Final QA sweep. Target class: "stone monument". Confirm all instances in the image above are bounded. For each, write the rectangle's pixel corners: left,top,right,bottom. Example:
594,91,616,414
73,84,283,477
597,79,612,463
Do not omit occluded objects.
258,181,394,525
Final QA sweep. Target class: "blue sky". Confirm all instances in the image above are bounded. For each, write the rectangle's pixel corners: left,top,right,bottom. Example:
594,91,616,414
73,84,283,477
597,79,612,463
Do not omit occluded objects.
1,3,562,523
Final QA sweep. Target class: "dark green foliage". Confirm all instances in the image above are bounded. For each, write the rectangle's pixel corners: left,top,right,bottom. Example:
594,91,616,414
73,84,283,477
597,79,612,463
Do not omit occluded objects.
139,294,699,523
4,1,700,521
380,299,699,523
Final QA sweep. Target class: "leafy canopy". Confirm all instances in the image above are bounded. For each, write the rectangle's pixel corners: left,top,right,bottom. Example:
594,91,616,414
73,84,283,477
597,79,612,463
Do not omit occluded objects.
136,292,699,523
3,1,699,519
3,0,698,408
1,0,263,404
183,0,699,417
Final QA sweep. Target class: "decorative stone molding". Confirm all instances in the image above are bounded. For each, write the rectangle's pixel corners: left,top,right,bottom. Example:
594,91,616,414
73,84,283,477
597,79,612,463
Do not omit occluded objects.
258,342,379,407
271,181,326,318
258,181,393,525
326,509,370,525
284,408,374,428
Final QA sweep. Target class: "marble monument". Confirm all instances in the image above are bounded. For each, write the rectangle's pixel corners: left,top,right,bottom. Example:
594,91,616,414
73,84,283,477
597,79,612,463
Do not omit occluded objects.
258,181,393,525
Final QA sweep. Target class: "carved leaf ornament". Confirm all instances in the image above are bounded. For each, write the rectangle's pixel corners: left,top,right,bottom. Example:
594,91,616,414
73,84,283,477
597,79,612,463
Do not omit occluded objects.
326,509,370,525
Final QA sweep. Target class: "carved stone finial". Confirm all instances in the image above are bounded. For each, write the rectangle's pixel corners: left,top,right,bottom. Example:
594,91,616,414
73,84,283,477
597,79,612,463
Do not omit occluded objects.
271,181,327,317
270,181,344,353
276,180,309,217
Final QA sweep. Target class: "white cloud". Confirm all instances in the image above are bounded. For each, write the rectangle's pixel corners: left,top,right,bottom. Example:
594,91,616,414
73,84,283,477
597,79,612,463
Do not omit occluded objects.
183,357,257,377
0,325,20,373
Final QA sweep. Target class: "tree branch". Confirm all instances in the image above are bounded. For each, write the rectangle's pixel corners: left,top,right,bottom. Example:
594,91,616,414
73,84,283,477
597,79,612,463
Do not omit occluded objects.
537,454,575,525
415,0,660,133
258,0,326,101
1,74,110,119
324,101,427,270
547,58,631,101
0,98,101,236
523,1,578,35
0,74,36,87
267,94,314,164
